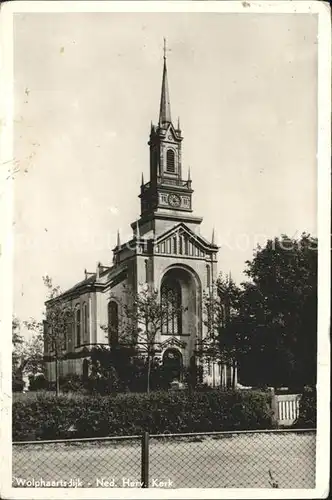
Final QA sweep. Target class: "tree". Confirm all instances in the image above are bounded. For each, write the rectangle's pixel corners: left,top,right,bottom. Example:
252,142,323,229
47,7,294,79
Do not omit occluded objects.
202,273,241,388
12,316,44,391
121,284,186,393
42,275,74,396
237,233,317,389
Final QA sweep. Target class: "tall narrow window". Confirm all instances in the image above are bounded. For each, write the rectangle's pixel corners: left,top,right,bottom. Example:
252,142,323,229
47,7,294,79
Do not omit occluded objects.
206,265,211,288
166,149,175,173
108,301,119,346
75,306,81,346
64,319,71,350
161,280,182,335
83,302,88,342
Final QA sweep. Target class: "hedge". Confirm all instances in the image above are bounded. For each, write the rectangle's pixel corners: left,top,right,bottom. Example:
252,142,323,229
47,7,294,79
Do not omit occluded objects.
293,386,316,428
12,389,273,441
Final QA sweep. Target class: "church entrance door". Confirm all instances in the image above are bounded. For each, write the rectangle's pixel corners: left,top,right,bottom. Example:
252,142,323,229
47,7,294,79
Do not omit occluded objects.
162,348,183,383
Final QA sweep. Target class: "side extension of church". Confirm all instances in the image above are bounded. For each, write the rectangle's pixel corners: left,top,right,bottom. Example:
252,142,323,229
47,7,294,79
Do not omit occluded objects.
44,45,238,389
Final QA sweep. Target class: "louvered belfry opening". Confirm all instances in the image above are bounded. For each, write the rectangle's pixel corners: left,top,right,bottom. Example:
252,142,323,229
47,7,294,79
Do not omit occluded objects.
166,149,175,173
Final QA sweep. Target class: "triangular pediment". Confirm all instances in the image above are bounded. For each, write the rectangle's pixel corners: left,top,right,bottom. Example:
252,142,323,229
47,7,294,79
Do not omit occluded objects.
160,337,187,349
165,123,179,143
154,223,217,258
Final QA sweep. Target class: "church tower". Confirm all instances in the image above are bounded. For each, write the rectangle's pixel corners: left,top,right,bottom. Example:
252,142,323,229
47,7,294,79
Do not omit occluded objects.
137,39,203,239
125,40,220,378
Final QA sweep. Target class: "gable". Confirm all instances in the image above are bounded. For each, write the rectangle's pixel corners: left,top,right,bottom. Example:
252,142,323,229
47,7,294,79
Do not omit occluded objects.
165,123,178,143
154,223,214,258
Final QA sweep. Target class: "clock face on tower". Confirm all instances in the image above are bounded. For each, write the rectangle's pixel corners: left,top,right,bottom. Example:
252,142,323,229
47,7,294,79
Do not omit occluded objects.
168,193,181,207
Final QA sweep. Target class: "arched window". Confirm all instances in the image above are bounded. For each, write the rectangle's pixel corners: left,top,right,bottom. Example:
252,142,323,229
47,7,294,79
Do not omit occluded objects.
83,302,88,341
75,306,81,346
161,280,182,335
166,149,175,173
206,265,211,288
108,300,119,346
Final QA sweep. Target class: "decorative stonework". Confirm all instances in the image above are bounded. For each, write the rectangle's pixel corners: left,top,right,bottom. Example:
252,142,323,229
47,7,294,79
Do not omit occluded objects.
154,227,207,258
181,196,191,208
160,337,187,349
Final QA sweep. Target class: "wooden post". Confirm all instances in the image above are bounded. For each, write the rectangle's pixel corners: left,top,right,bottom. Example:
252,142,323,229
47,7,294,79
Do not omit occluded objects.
270,387,278,427
141,431,149,488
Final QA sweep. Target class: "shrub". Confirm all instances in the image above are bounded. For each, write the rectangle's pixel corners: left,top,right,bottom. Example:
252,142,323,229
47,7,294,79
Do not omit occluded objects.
59,374,86,394
29,374,48,391
12,389,273,441
293,386,316,428
12,374,24,393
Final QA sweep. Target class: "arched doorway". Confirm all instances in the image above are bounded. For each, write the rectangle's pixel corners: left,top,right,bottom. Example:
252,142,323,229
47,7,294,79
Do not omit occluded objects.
163,348,183,383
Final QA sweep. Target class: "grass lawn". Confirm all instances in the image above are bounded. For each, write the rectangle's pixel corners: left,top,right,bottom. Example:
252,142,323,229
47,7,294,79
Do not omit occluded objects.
12,431,315,489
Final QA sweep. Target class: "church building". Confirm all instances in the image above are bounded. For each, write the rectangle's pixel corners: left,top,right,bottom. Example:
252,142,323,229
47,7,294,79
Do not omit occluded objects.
44,44,237,388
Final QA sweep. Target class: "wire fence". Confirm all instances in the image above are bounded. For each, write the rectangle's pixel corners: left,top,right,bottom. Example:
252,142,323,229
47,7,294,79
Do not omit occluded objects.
12,429,316,489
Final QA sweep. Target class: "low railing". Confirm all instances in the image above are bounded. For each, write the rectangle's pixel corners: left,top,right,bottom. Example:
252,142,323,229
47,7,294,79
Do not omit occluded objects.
157,176,191,188
141,177,191,193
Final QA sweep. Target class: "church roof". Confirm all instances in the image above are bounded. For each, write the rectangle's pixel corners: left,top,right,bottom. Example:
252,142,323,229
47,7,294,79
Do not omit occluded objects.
45,273,97,305
45,260,130,305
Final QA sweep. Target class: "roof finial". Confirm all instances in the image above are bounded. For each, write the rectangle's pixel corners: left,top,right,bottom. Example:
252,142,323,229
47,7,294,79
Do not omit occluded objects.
177,116,180,130
141,172,144,185
212,228,215,245
117,229,121,248
188,166,191,181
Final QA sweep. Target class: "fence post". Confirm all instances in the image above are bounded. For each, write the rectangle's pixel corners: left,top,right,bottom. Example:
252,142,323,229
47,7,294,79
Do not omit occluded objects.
270,387,278,427
141,431,149,488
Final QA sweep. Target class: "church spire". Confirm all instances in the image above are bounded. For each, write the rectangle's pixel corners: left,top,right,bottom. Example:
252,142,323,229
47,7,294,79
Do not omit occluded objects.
159,38,172,126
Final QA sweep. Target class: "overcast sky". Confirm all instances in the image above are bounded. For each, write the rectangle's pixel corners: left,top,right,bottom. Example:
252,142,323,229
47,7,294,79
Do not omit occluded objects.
13,12,318,323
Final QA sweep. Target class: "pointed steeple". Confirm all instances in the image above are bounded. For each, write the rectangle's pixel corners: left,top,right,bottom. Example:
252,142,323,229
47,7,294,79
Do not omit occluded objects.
159,38,172,126
141,172,144,186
